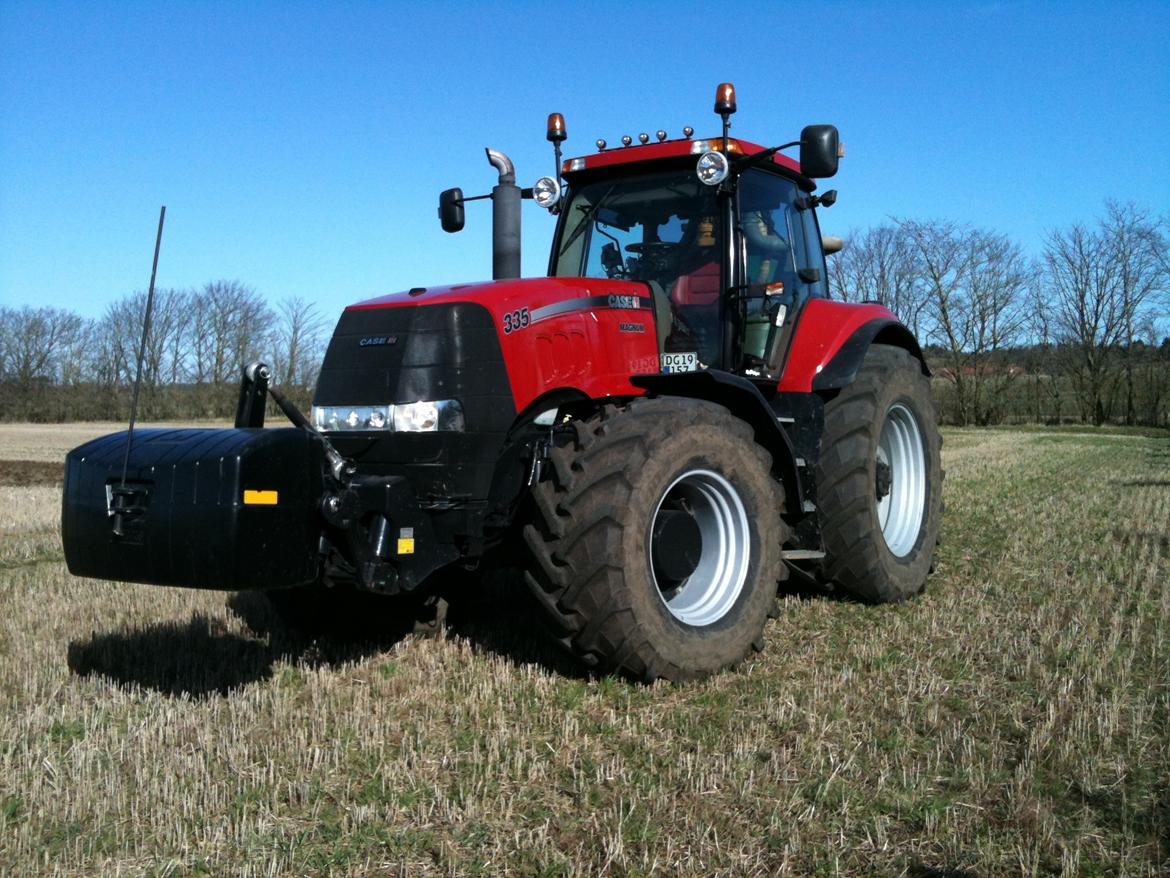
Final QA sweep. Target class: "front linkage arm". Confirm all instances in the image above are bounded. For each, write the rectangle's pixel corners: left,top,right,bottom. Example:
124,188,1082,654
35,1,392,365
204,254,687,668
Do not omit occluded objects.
234,362,457,594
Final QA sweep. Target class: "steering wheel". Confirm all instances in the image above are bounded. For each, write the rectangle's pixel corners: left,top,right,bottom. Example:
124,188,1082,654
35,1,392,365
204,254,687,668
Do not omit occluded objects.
625,242,675,255
625,241,676,278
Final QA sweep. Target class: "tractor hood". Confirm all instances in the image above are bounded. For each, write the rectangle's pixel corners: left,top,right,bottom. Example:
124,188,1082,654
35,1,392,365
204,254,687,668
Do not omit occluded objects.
322,276,661,419
346,276,652,321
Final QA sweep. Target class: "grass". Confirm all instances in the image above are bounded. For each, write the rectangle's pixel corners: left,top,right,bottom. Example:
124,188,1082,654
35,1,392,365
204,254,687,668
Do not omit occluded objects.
0,424,1167,876
986,423,1170,440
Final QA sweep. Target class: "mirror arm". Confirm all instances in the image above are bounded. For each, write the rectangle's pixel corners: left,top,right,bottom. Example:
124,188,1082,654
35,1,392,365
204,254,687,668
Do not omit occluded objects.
733,140,802,174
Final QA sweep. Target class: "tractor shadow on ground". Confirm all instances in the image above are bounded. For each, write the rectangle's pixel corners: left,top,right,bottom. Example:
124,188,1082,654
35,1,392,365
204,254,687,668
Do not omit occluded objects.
1110,528,1170,555
67,598,421,699
906,866,979,878
229,568,592,682
67,571,589,697
438,568,596,681
66,560,849,696
67,611,293,698
1143,438,1170,463
777,564,861,604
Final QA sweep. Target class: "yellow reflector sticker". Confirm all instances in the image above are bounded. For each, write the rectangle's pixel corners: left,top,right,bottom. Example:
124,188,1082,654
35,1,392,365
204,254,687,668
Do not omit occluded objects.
397,538,415,555
243,490,279,505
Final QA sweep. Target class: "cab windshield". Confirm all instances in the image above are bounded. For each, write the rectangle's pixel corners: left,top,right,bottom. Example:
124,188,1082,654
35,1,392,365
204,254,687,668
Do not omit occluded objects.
552,170,722,367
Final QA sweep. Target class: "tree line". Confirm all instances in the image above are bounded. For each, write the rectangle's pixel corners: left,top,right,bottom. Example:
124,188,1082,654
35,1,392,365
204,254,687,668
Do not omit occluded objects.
2,202,1167,427
828,201,1170,427
0,281,329,421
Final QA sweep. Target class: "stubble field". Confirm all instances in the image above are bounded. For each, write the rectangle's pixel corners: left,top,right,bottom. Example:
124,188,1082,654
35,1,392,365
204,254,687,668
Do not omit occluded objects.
0,423,1166,876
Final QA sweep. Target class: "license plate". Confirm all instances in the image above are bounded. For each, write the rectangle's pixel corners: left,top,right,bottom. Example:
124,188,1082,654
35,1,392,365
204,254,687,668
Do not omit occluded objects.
660,352,699,373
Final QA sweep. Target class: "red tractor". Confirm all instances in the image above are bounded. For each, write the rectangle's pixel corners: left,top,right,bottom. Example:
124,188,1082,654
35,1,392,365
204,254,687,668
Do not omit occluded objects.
62,84,942,681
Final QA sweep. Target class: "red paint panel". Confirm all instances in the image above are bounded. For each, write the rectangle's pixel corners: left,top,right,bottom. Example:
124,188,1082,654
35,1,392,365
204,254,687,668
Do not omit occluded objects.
564,137,803,176
778,299,898,392
347,277,659,413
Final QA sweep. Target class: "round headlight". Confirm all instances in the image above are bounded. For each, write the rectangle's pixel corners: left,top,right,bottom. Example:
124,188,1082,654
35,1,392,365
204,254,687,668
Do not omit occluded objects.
696,150,730,186
532,175,561,210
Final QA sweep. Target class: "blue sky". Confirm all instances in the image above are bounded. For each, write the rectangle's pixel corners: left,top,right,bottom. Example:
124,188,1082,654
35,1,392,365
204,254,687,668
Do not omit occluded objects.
1,1,1168,321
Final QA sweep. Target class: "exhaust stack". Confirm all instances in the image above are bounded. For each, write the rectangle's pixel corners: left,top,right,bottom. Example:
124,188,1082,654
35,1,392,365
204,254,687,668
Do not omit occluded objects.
485,148,521,280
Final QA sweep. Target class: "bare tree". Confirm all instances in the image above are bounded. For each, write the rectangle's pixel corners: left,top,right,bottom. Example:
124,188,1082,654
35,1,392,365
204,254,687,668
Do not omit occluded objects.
270,297,329,388
1043,221,1115,424
0,306,84,388
1026,282,1068,424
98,289,191,389
1102,202,1169,424
1044,203,1168,425
964,231,1035,423
0,281,326,422
1136,317,1170,426
899,220,1031,425
190,280,273,386
0,306,86,419
828,224,927,336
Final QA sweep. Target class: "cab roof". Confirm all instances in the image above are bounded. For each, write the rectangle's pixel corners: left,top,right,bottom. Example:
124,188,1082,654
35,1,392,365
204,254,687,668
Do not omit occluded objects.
562,135,805,179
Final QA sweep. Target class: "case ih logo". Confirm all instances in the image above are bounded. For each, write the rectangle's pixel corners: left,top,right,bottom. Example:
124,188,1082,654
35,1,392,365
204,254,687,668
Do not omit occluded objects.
359,336,398,347
607,294,642,310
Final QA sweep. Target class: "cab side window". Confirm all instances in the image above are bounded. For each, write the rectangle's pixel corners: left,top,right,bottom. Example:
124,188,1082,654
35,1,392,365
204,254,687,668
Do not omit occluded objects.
737,171,806,363
739,170,802,303
799,203,828,299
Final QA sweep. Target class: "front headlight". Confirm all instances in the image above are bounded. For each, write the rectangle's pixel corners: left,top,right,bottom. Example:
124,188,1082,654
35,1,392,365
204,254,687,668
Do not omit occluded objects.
393,400,467,432
313,404,392,431
311,400,465,432
696,150,729,186
532,175,561,210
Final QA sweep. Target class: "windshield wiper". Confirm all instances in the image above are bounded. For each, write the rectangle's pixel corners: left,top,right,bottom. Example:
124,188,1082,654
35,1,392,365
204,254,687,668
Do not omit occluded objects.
558,183,618,258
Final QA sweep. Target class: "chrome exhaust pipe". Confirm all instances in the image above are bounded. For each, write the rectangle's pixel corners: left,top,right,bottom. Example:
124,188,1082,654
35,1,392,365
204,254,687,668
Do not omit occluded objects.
485,148,520,280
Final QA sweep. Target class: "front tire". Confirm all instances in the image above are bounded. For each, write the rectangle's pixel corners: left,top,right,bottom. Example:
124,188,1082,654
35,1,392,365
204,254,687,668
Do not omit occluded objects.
524,398,788,682
816,345,942,602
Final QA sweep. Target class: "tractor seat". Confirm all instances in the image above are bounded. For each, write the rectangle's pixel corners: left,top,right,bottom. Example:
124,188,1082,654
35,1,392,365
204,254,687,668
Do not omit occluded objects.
671,260,720,306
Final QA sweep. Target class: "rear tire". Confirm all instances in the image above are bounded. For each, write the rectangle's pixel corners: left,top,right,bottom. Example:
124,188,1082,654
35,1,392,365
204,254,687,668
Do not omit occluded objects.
524,397,788,682
816,344,942,602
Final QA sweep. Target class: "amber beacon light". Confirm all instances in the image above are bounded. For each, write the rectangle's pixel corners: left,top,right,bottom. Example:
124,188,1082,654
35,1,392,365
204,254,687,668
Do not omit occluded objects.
714,82,737,115
714,82,737,152
546,113,567,143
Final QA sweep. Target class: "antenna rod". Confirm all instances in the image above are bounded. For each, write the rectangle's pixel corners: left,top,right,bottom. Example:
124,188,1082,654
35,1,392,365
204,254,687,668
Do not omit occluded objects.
119,205,166,487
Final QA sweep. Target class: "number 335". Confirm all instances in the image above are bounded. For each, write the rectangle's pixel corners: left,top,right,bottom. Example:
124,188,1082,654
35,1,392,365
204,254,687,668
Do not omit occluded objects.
502,307,530,334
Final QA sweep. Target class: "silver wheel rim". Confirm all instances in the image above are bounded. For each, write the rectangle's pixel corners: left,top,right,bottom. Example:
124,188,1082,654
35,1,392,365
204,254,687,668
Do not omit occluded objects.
649,469,750,627
876,403,927,557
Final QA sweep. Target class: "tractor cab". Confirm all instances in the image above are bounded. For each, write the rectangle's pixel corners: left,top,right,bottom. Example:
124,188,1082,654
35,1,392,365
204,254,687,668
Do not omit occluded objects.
537,81,841,383
551,154,832,380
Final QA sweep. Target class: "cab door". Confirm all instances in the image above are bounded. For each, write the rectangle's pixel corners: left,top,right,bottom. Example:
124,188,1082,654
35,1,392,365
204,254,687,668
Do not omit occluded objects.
735,169,825,377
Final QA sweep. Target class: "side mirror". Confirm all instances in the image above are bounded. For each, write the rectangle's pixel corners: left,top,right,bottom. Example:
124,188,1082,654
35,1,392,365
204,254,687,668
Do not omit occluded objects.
799,125,840,178
439,188,465,233
600,243,623,275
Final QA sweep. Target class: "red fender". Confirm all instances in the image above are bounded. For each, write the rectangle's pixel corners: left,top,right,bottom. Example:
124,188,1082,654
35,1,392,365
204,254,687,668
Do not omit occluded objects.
777,299,924,393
